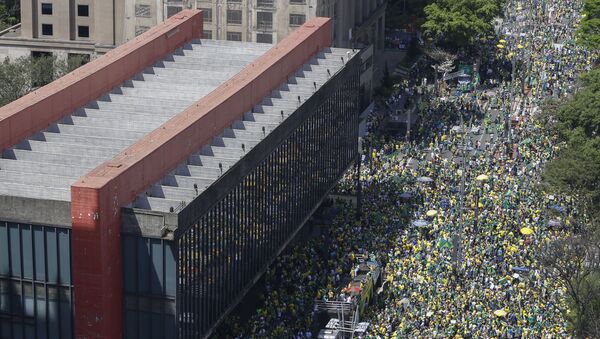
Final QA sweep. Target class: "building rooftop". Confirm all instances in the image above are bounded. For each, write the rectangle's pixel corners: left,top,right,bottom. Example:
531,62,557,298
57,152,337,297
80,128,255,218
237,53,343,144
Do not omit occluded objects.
0,39,272,202
0,37,356,216
131,46,351,213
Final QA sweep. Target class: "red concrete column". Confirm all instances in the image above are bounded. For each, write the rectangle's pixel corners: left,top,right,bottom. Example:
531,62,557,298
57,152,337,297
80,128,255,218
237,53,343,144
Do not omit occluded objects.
71,182,122,338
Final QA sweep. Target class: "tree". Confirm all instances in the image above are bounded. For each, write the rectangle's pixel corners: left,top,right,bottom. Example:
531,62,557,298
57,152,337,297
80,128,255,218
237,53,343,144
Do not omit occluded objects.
540,69,600,337
539,233,600,337
577,0,600,51
422,0,503,49
0,54,89,107
0,2,19,31
542,69,600,220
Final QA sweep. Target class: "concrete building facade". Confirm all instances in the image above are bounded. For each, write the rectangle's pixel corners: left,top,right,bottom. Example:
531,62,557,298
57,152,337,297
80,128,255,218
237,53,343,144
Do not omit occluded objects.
193,0,386,49
0,0,385,61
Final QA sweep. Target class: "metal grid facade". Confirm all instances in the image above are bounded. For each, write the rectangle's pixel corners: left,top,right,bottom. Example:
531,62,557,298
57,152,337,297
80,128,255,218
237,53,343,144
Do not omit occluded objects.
177,60,360,337
0,222,73,339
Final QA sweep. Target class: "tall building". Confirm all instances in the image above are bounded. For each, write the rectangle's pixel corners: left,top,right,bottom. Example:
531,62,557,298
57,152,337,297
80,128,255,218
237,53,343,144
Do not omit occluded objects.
0,10,361,338
0,0,385,61
193,0,386,49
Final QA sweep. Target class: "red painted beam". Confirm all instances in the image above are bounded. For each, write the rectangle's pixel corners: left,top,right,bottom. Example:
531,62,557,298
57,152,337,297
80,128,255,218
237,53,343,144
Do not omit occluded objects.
0,10,203,152
66,10,203,339
71,17,331,338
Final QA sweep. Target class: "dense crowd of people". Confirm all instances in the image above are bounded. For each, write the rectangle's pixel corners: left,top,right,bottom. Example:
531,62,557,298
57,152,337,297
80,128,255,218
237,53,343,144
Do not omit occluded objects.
216,0,596,337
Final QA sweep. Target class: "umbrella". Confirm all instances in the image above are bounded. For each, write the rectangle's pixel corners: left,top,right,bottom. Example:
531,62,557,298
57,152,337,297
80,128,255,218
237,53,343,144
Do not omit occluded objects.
499,39,507,43
412,220,430,227
549,204,564,213
426,210,438,217
417,176,434,183
494,309,507,317
520,227,534,235
548,219,562,227
399,192,413,199
476,174,489,181
517,44,524,49
497,44,505,49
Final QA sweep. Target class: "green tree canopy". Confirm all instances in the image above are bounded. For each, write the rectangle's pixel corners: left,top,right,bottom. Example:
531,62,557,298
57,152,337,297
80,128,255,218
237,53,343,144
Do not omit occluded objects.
577,0,600,50
422,0,503,49
543,69,600,220
0,3,19,31
0,54,89,107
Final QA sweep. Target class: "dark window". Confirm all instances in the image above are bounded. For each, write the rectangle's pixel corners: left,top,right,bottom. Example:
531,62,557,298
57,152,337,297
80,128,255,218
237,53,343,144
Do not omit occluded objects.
77,25,89,38
167,6,182,18
226,31,242,41
290,0,305,3
201,8,212,22
77,4,89,16
257,0,274,7
256,33,272,43
41,3,53,15
227,10,242,24
257,11,272,30
41,24,53,36
135,25,150,36
203,30,212,39
228,0,241,2
0,222,75,338
135,4,151,18
289,14,305,26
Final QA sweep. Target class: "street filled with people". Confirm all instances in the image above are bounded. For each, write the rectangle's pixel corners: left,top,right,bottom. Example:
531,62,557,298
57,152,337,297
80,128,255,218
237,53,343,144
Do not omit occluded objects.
217,0,597,337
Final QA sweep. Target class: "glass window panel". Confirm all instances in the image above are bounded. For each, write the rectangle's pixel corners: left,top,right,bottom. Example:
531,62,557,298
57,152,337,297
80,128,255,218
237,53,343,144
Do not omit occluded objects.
137,238,150,293
124,309,137,339
41,24,53,36
33,227,45,281
0,223,8,276
9,224,21,278
21,227,33,279
138,311,151,339
1,319,11,338
24,325,34,339
23,284,34,317
58,230,70,284
60,297,72,339
164,242,176,297
41,3,52,15
60,287,73,339
11,281,22,316
164,314,175,339
0,279,9,314
46,229,58,283
150,240,163,295
77,4,89,16
151,312,162,339
123,236,136,293
35,288,47,339
47,287,59,339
